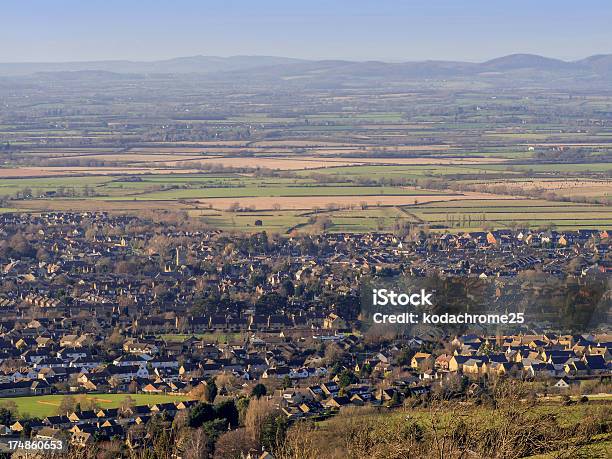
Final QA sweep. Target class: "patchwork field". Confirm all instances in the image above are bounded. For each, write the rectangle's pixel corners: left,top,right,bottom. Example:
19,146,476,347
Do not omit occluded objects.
1,84,611,233
2,157,610,233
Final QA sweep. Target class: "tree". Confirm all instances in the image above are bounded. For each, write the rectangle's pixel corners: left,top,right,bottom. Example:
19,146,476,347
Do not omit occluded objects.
190,379,218,403
188,403,216,428
203,378,218,403
182,427,211,459
324,343,346,366
396,347,414,366
215,373,239,394
119,396,136,416
128,380,139,394
21,420,38,438
215,399,239,429
281,375,293,389
251,383,267,399
145,414,174,457
9,233,33,258
213,428,258,459
0,402,17,425
255,292,287,314
115,260,138,275
260,414,289,452
56,395,76,415
337,369,358,388
244,398,277,443
389,390,402,407
274,420,320,459
236,397,250,425
280,279,295,297
313,215,332,233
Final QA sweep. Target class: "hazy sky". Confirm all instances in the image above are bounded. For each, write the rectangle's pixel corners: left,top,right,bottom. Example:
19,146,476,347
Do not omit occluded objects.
2,0,611,63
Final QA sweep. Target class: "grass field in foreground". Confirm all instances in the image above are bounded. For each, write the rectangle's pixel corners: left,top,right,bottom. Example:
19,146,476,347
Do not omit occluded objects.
312,400,612,458
0,394,192,418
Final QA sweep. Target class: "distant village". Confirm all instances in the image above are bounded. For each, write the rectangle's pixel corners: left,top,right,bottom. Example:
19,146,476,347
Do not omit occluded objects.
0,212,609,450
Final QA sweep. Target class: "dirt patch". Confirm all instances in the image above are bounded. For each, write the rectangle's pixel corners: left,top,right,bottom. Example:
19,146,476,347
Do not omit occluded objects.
37,400,60,407
88,397,113,403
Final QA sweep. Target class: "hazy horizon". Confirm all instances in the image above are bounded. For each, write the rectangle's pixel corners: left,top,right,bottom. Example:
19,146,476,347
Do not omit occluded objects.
3,0,611,63
0,52,610,66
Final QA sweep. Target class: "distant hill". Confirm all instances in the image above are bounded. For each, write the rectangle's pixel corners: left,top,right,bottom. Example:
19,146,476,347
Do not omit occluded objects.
0,55,306,77
577,54,612,73
1,53,610,88
481,53,576,71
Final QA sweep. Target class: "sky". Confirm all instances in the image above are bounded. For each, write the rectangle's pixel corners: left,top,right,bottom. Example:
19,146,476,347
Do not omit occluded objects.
1,0,611,63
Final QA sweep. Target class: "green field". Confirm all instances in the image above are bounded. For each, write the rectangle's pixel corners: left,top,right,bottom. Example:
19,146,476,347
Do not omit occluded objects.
402,199,612,230
193,210,309,232
0,393,192,418
480,163,612,173
0,176,111,197
101,185,438,201
300,164,520,179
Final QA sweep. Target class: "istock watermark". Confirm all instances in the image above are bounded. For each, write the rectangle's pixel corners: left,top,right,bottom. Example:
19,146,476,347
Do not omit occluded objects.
372,288,433,307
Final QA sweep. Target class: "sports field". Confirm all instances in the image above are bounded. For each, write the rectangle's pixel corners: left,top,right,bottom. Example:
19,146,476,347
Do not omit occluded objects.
0,394,192,418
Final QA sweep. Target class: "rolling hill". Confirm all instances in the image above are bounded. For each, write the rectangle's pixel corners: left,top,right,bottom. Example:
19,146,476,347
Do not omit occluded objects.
1,53,610,88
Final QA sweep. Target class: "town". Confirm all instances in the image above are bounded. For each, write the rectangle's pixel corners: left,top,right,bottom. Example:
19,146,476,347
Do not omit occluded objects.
0,211,608,457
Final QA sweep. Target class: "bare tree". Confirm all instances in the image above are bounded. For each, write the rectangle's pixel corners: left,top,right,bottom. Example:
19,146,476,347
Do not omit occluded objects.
244,397,276,443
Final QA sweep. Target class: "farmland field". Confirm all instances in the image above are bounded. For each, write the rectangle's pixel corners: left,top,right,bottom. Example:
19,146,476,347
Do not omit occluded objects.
0,72,610,233
403,199,612,230
3,166,611,232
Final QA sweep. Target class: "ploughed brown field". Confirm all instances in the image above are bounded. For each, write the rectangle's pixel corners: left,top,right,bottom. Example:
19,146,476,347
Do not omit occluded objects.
473,179,612,198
